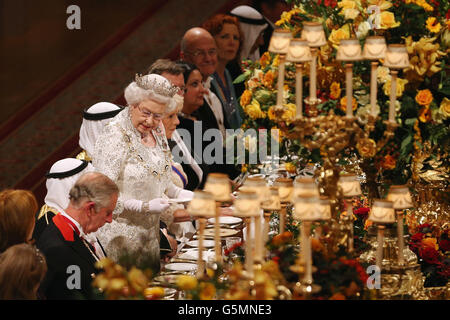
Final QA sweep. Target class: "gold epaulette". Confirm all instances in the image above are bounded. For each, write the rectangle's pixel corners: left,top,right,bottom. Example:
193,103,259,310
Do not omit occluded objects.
76,150,92,162
37,205,59,225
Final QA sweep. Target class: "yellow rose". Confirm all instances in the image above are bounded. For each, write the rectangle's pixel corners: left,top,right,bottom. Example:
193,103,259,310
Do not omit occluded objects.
240,89,252,107
383,77,408,97
421,237,439,250
338,0,357,10
426,17,441,33
285,162,297,174
439,97,450,118
377,66,391,84
329,24,351,47
415,89,433,106
245,99,266,119
379,11,400,29
176,275,198,290
281,103,296,123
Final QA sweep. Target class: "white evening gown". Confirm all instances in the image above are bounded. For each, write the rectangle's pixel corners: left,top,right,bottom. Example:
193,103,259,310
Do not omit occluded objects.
93,108,180,269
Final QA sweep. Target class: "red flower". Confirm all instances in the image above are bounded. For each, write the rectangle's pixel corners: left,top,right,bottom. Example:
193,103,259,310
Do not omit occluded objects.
354,207,370,219
410,232,424,243
419,247,440,264
272,256,280,264
439,239,450,252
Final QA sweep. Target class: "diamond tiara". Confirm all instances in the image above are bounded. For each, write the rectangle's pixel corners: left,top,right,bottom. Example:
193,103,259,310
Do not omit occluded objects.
134,73,178,97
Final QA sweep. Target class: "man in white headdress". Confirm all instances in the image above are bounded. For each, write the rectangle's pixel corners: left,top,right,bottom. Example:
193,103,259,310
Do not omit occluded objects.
77,102,123,162
230,5,268,62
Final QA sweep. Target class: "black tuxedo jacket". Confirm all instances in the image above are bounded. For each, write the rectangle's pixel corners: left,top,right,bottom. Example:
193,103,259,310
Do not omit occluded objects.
190,100,241,180
36,215,100,300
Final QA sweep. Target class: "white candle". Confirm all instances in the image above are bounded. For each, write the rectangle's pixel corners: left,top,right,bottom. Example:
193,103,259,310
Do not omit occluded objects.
296,64,303,118
397,212,405,265
389,70,398,123
376,225,385,269
303,221,312,284
370,62,378,116
310,49,317,102
254,214,262,263
197,218,206,278
345,63,353,117
276,56,286,107
245,217,254,277
214,204,222,264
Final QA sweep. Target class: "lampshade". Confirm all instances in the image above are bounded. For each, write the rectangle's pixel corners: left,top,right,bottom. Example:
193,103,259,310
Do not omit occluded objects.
336,38,363,61
301,22,327,47
338,174,362,197
383,44,410,69
186,191,216,218
369,199,395,224
234,190,260,217
286,39,312,63
293,195,320,221
203,173,232,202
362,36,387,60
268,29,293,55
386,185,414,210
318,196,332,220
274,177,294,203
240,176,269,203
293,177,320,198
261,186,281,211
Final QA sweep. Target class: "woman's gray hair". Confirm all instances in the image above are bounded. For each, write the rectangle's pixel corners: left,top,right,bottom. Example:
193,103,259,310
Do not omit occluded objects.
124,73,178,114
69,172,119,210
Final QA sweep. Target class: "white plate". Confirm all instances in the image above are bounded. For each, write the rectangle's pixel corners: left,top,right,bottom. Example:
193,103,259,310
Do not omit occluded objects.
207,216,242,225
185,240,215,248
203,228,239,237
168,198,191,204
164,263,197,272
178,250,215,261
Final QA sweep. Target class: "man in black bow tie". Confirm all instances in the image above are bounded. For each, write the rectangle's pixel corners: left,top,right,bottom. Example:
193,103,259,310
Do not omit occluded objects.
36,172,118,300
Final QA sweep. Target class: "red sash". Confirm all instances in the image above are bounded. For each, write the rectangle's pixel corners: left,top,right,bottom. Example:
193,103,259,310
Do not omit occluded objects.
52,214,80,241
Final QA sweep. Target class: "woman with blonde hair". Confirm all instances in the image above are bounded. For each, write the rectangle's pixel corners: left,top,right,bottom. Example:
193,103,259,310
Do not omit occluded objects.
0,189,38,252
0,243,47,299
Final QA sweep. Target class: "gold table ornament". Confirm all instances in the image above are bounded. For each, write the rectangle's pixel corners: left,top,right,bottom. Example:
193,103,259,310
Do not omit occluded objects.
186,191,216,278
286,39,312,118
387,185,414,266
203,173,232,265
269,29,293,111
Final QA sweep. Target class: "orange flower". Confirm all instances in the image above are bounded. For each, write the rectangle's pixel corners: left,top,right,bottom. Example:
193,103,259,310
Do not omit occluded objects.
240,89,252,107
263,70,274,88
426,17,441,33
259,52,271,68
421,237,439,250
330,81,341,100
381,154,397,170
339,96,357,112
419,106,432,123
415,89,433,106
199,282,216,300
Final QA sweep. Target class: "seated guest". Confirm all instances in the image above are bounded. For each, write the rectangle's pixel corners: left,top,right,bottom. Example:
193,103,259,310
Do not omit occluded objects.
77,102,123,162
0,243,47,300
180,28,241,180
0,189,38,253
93,74,192,272
230,5,268,62
202,14,245,129
36,172,119,300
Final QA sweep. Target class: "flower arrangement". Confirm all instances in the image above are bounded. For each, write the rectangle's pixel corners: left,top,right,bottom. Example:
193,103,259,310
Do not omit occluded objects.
92,258,156,300
236,0,449,192
266,231,300,282
175,268,224,300
408,223,450,287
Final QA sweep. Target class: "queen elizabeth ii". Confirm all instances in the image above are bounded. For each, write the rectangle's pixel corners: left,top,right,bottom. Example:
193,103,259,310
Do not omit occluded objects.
93,74,192,271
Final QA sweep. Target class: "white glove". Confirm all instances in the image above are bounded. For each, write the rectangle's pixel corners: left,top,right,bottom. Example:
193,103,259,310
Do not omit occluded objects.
177,189,194,201
123,199,144,212
146,198,170,214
